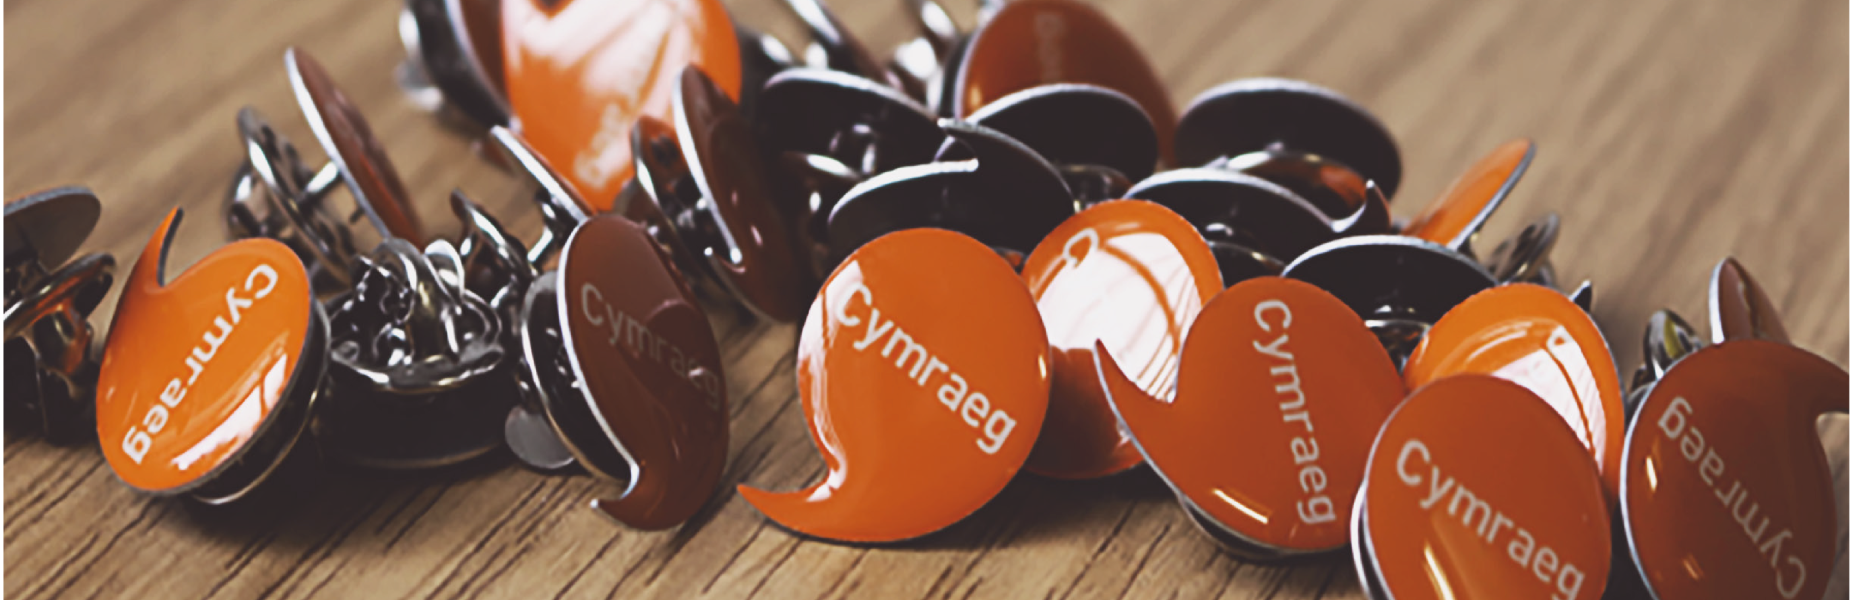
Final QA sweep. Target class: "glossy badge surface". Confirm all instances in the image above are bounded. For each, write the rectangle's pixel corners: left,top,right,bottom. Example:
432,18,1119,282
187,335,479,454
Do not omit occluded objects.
955,0,1175,164
1019,200,1220,479
739,228,1050,543
97,210,317,495
1620,340,1845,600
1101,277,1402,555
502,0,741,210
548,213,728,529
1709,257,1790,344
1357,374,1610,600
1400,139,1534,251
1402,283,1624,499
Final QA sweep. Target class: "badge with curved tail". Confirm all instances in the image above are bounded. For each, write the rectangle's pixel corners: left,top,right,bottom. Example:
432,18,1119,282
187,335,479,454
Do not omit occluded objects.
1097,276,1403,558
738,229,1050,543
1020,200,1221,480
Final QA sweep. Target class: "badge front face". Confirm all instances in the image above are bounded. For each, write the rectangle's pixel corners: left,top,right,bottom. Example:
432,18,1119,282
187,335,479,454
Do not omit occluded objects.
1361,374,1610,600
502,0,742,211
1019,200,1221,479
739,228,1051,543
1101,277,1402,552
1621,340,1845,600
558,214,727,529
1402,283,1625,498
97,210,314,494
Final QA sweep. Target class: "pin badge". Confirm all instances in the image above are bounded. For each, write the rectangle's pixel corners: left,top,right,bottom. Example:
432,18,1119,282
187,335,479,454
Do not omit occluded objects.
1174,78,1401,214
953,0,1176,165
501,0,742,211
1400,139,1535,256
827,119,1076,262
1352,374,1610,600
395,0,509,128
479,124,731,529
629,66,815,322
739,228,1049,543
1282,235,1497,363
229,48,429,292
96,209,324,504
5,188,115,443
1127,169,1391,285
939,84,1159,202
1401,283,1625,500
1019,200,1221,479
1615,340,1844,600
1099,277,1403,558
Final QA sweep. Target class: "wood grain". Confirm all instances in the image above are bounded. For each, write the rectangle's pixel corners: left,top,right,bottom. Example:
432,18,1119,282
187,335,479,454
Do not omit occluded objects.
5,0,1847,598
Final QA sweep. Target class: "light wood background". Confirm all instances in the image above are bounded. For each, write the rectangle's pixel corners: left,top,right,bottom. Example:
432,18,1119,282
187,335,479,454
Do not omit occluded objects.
5,0,1846,598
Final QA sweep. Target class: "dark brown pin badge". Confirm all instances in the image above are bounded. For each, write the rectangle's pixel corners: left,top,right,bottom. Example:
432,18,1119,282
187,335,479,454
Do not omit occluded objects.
5,187,116,443
1173,78,1401,215
486,125,731,530
938,84,1158,202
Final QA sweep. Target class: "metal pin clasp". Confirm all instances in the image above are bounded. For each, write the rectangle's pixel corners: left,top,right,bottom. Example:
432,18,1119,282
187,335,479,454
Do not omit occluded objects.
4,187,115,443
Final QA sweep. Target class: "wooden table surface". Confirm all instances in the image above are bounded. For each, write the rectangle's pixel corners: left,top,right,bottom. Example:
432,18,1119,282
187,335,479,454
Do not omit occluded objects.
6,0,1847,597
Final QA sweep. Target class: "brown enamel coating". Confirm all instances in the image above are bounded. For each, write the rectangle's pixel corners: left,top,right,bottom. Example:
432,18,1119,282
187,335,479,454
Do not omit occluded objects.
1621,340,1844,600
1709,257,1789,345
675,67,812,322
288,48,426,245
956,0,1175,165
560,214,727,530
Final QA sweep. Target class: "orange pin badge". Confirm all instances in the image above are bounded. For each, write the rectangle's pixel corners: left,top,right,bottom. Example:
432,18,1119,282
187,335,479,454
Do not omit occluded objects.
1616,341,1844,600
954,0,1176,165
1400,139,1535,255
1402,283,1625,501
739,228,1050,543
483,124,732,529
1019,200,1221,479
5,187,116,443
1607,257,1844,599
1099,277,1404,557
1353,374,1611,600
501,0,743,211
97,209,324,504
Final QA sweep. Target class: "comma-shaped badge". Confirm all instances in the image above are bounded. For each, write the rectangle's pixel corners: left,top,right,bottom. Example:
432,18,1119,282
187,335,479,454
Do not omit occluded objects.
738,228,1050,543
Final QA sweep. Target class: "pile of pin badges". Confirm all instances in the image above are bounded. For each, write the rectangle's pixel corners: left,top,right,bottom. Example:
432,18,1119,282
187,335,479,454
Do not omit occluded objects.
2,0,1842,595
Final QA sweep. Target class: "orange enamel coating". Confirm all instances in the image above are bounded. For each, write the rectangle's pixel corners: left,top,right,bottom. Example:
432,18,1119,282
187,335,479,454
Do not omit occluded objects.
738,229,1050,543
1620,340,1845,600
96,209,314,493
560,214,728,530
1708,257,1790,345
1100,277,1403,551
502,0,742,211
1362,374,1610,600
1402,283,1625,502
956,0,1176,165
1401,139,1532,249
1019,200,1221,479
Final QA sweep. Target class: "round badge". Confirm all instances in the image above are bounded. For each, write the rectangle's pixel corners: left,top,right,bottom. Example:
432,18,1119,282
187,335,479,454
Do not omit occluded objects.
955,0,1175,165
97,209,318,496
502,0,742,211
1401,139,1533,250
1403,283,1624,500
1358,374,1611,600
1620,340,1845,600
548,213,728,529
1101,277,1402,555
1019,200,1221,479
738,228,1050,543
